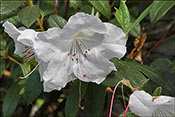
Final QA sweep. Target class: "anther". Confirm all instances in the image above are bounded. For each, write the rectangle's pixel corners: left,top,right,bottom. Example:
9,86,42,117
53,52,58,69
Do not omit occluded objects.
73,53,76,56
28,50,33,54
83,74,87,77
88,49,90,51
25,55,30,59
76,58,78,62
84,54,87,57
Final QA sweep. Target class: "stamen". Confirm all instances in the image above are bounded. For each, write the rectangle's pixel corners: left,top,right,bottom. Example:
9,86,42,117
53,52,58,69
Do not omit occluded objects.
83,54,87,57
83,74,86,77
25,46,29,48
73,53,76,56
19,61,41,79
76,58,78,62
28,50,33,54
22,48,30,54
24,54,35,63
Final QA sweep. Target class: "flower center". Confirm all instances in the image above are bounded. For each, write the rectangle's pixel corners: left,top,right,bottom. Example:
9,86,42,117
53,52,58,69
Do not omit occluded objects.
68,31,90,63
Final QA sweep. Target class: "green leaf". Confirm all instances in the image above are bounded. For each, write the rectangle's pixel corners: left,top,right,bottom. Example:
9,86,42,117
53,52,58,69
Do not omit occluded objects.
113,59,148,88
126,2,154,34
86,83,106,116
19,63,30,76
0,37,6,57
1,9,18,21
115,0,131,32
102,72,124,87
48,15,67,28
153,87,162,96
126,59,171,91
18,5,41,28
39,0,55,16
70,0,82,10
24,71,43,104
150,1,175,24
89,0,111,19
151,58,171,71
65,80,88,117
0,58,5,77
0,0,23,14
4,16,22,27
129,16,141,37
3,83,21,116
120,108,136,117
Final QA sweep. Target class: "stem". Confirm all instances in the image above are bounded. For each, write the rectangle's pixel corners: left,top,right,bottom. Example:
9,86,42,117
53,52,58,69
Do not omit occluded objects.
109,80,123,117
121,85,126,109
78,81,84,110
54,0,58,16
7,55,21,65
144,23,174,56
123,103,129,117
64,0,69,19
28,0,44,31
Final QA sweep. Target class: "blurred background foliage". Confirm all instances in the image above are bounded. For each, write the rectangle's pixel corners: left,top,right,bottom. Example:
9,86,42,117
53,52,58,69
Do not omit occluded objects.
0,0,175,116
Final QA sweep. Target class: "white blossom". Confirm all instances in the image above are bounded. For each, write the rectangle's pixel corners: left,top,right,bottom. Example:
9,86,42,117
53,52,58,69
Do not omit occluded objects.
3,12,127,92
129,90,175,116
2,21,51,81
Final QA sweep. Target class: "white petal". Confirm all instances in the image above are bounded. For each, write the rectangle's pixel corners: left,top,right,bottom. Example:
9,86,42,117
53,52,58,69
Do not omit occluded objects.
61,12,107,40
74,29,105,49
39,61,48,82
129,90,156,116
2,21,20,40
42,51,75,92
98,23,127,59
153,96,175,116
17,29,37,47
35,27,71,62
43,74,75,92
3,21,27,57
73,48,116,84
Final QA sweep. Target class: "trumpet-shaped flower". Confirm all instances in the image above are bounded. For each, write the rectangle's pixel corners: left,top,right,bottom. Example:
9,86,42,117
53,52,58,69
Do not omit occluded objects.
129,90,175,116
35,12,126,92
3,12,127,92
2,21,52,81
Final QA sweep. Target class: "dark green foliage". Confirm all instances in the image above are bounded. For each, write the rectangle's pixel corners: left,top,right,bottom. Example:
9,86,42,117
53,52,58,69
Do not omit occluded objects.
24,71,43,104
48,15,67,28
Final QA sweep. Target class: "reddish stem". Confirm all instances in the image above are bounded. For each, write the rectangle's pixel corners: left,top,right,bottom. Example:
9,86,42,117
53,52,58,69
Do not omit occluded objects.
64,0,69,19
144,24,174,56
109,81,122,117
54,0,58,16
123,103,129,117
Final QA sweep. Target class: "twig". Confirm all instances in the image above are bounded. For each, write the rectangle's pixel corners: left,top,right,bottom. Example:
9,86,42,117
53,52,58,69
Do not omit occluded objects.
64,0,69,19
143,23,174,56
54,0,58,16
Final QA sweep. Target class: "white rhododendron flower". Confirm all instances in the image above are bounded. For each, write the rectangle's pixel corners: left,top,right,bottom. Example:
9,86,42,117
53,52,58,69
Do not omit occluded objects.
129,90,175,116
3,12,127,92
2,21,51,81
